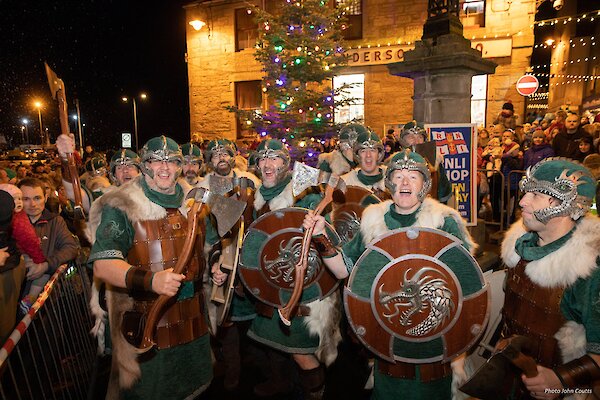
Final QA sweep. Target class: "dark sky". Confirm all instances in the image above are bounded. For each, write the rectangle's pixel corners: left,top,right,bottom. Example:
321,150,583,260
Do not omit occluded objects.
0,0,191,150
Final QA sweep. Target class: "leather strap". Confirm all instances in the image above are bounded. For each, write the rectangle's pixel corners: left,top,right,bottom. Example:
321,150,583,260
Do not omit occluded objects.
554,355,600,390
377,360,452,382
255,302,311,318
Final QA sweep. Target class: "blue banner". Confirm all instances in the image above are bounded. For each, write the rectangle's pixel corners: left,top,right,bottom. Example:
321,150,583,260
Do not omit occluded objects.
425,124,477,226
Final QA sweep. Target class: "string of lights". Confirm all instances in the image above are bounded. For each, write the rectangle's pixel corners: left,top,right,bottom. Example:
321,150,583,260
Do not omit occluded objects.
531,56,598,69
530,9,600,28
533,36,596,49
531,73,600,80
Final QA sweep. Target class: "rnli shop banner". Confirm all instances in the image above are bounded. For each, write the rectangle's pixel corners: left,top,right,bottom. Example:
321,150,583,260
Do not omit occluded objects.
425,124,477,226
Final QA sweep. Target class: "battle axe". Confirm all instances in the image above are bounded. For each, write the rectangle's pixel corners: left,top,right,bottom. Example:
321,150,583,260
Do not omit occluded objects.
278,163,345,326
209,174,255,197
135,188,246,352
459,335,539,400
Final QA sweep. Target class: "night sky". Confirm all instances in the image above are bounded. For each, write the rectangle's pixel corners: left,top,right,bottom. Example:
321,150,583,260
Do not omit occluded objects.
0,0,191,150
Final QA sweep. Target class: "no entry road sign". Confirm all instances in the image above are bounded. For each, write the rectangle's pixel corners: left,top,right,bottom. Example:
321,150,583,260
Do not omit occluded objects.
516,75,539,96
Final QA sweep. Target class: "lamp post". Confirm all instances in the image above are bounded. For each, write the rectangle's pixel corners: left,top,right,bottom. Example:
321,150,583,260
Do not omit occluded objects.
75,99,83,150
122,93,147,151
34,101,43,145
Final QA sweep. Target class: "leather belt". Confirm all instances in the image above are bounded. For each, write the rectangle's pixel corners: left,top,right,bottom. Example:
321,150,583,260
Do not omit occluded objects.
377,360,452,382
255,302,311,319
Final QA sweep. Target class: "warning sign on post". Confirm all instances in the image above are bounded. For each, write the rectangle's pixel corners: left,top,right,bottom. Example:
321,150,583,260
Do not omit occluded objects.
121,133,132,148
516,75,539,96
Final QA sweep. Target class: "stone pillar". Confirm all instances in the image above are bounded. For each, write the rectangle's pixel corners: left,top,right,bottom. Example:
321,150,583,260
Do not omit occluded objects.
388,34,497,124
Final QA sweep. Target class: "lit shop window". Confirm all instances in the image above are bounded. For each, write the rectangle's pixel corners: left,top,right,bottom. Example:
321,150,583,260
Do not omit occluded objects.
460,0,485,28
471,74,488,128
333,74,365,123
235,80,262,138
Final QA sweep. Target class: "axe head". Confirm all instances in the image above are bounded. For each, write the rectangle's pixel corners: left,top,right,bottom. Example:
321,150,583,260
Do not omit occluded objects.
459,335,538,400
292,162,344,197
209,175,235,196
193,188,247,237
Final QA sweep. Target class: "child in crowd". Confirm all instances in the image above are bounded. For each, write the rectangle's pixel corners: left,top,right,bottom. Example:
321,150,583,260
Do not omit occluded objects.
0,184,47,312
482,137,503,177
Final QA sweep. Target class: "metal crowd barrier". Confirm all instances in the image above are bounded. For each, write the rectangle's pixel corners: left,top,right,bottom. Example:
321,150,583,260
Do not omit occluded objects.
0,262,96,400
477,168,506,232
505,170,526,228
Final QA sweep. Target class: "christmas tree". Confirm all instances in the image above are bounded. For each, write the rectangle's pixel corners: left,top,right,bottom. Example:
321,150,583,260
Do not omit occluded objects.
229,0,356,162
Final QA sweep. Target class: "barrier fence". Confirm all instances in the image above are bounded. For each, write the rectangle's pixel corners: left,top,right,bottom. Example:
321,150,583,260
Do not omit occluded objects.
0,262,96,400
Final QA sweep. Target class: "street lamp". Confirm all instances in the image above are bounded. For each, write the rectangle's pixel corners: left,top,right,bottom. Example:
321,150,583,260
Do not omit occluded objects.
122,93,147,151
33,101,44,145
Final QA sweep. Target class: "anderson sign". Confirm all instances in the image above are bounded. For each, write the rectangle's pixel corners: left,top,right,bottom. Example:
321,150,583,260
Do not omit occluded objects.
344,45,413,66
344,38,512,67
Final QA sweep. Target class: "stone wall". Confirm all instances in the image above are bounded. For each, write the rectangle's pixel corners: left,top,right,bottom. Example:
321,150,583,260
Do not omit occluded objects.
185,0,535,140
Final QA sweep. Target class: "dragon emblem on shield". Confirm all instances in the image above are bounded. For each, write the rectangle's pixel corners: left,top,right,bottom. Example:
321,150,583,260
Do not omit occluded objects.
263,236,321,286
334,211,361,244
378,267,454,336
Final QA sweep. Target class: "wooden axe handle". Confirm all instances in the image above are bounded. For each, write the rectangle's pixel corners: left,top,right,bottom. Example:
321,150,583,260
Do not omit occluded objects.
278,185,334,326
511,353,539,378
137,200,203,351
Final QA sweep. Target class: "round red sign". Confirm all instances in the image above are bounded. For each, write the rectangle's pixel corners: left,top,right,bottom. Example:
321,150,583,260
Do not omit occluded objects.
516,75,539,96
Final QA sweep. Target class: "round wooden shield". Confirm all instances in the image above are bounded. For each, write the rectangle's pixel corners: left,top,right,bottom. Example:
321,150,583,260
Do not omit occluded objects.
239,208,340,308
344,227,489,364
332,186,383,245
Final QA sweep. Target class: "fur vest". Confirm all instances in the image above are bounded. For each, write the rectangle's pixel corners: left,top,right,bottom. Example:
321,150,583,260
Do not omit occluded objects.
500,217,600,364
87,177,192,396
252,179,342,365
359,198,476,253
318,150,354,176
340,167,387,193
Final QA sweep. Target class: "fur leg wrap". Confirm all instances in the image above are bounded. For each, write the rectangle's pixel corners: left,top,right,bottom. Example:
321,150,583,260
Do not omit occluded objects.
305,292,342,366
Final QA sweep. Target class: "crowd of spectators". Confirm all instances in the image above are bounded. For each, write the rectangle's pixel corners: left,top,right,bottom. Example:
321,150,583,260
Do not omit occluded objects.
477,108,600,223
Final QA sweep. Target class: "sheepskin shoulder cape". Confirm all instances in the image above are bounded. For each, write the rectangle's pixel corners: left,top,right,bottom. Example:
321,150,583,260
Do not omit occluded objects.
500,217,600,288
253,179,295,211
359,197,476,253
318,150,354,176
501,216,600,365
340,166,387,192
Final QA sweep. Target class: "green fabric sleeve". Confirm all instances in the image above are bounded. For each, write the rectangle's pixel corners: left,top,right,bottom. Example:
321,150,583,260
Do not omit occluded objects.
88,206,134,265
440,216,470,251
319,160,332,173
204,214,220,247
341,231,367,272
295,193,322,210
560,265,600,354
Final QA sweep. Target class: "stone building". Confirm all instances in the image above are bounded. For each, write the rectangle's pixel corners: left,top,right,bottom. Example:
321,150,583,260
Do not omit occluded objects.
184,0,536,141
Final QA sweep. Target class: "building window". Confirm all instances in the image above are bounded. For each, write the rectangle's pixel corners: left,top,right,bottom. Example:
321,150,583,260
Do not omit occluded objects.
460,0,485,28
337,0,362,40
333,74,364,123
235,8,258,51
235,80,262,138
471,74,488,128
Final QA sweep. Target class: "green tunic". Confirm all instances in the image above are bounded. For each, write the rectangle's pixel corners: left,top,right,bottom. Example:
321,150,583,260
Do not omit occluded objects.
89,181,212,399
247,178,327,353
342,203,469,400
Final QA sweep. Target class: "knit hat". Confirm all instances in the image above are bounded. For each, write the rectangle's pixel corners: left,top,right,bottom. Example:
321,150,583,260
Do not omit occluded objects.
0,184,21,198
0,190,15,224
520,158,596,222
502,102,514,111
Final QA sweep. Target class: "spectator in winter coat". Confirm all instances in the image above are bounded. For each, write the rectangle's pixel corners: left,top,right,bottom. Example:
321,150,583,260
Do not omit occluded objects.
574,136,595,163
493,102,518,130
18,178,79,310
523,130,555,171
553,112,592,159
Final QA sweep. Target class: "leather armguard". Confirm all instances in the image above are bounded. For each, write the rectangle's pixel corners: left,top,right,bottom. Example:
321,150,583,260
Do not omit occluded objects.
125,267,154,294
312,235,338,258
554,355,600,389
